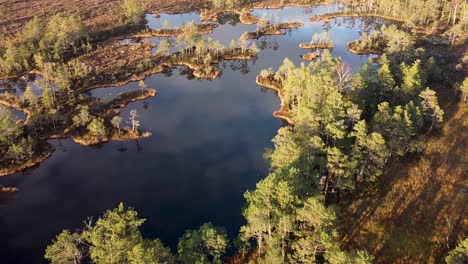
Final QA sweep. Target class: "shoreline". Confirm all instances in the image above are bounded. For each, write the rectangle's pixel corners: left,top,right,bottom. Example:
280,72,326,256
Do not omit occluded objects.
255,75,295,125
0,46,258,177
0,1,447,178
299,42,334,49
0,143,54,177
346,41,382,55
309,11,407,23
245,22,304,39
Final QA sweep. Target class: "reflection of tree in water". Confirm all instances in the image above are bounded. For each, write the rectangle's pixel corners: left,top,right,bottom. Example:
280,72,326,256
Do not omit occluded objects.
174,66,220,81
177,67,196,80
16,80,28,93
117,141,127,152
142,100,149,110
228,60,251,75
0,80,15,93
286,29,295,38
56,138,67,152
0,74,37,94
217,12,240,26
257,38,280,51
135,140,143,153
161,67,174,77
325,17,391,33
303,7,316,15
90,143,105,150
82,90,92,97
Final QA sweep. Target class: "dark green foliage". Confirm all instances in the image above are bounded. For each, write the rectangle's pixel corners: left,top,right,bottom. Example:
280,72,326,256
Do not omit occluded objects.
418,88,444,130
45,203,178,264
122,0,146,24
350,0,465,29
0,17,44,74
445,237,468,264
0,106,22,145
0,14,89,76
349,121,389,191
128,239,176,264
352,25,414,55
82,203,145,264
372,102,415,156
240,38,446,259
72,105,92,128
4,136,35,162
178,223,229,264
44,230,84,264
86,117,107,139
38,14,89,61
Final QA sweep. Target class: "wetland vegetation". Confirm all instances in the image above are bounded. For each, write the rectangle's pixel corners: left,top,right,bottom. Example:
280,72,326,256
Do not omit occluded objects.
0,0,467,263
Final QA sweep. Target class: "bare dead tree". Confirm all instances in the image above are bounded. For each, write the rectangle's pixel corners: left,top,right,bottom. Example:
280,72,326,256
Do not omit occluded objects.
83,216,94,231
335,61,352,90
446,217,451,249
450,0,463,25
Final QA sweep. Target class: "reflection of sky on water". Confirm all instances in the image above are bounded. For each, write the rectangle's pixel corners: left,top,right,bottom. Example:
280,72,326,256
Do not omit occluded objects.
11,108,26,121
146,13,201,29
0,75,43,97
252,5,332,23
1,5,382,263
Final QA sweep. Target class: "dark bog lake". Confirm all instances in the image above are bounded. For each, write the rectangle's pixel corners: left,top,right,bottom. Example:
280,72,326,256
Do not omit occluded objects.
0,5,382,263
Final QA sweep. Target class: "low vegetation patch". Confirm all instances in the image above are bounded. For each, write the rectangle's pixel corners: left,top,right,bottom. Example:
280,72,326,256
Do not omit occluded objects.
346,24,414,55
239,11,259,24
299,32,334,49
301,50,320,60
127,23,218,38
245,21,303,39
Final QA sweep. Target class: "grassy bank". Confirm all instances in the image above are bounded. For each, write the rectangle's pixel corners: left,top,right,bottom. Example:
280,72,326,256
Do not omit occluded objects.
347,40,382,55
255,75,295,124
299,42,334,49
245,22,303,39
0,142,54,177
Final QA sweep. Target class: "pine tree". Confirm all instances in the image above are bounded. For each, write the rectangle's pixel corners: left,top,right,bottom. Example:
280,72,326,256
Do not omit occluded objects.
82,203,145,264
44,230,84,264
418,87,444,130
0,106,22,145
178,223,228,264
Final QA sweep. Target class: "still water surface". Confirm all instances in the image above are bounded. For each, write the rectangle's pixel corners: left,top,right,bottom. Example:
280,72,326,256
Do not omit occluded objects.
0,5,382,263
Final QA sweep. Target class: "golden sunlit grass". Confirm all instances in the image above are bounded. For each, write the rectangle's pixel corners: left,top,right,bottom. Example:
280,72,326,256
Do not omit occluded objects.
342,89,467,263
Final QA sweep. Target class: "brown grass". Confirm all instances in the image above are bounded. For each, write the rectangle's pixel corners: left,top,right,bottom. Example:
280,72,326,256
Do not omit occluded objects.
126,23,218,38
110,127,151,141
341,89,468,263
239,12,259,24
0,0,207,36
302,51,319,60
